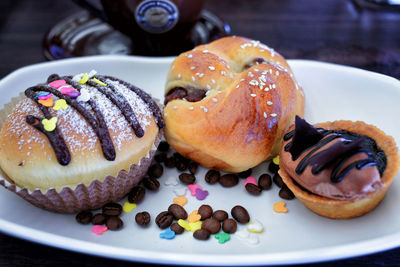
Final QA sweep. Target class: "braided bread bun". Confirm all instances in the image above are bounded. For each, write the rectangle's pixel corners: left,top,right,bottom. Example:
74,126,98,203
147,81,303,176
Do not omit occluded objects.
163,36,305,172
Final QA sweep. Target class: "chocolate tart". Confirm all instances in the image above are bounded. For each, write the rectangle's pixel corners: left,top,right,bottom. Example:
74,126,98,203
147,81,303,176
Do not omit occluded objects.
279,119,399,219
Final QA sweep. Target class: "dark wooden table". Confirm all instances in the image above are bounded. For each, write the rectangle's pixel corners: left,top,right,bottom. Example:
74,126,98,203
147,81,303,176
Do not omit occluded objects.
0,0,399,266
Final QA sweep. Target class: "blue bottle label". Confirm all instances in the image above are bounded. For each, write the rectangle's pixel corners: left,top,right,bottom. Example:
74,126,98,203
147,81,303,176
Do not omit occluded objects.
135,0,179,34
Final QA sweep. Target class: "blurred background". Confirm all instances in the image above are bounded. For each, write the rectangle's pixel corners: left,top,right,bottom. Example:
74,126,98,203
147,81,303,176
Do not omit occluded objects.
0,0,399,79
0,0,399,266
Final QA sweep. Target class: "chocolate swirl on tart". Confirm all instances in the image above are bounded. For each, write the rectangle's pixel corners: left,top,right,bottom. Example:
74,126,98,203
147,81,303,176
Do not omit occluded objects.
278,118,399,218
25,74,164,166
284,116,386,184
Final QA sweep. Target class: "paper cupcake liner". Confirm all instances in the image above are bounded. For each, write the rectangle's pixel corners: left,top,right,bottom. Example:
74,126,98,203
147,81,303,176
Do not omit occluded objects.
0,92,163,213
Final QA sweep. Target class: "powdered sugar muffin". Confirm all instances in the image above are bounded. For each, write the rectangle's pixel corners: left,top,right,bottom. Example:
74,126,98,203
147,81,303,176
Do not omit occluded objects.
0,71,164,213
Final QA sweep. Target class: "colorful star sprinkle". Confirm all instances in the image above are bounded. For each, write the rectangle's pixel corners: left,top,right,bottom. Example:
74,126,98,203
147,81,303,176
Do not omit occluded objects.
160,228,175,240
92,77,107,86
38,98,54,107
48,79,66,89
53,99,68,111
273,201,288,213
41,117,57,132
122,201,136,213
173,196,188,207
215,233,231,244
78,73,89,84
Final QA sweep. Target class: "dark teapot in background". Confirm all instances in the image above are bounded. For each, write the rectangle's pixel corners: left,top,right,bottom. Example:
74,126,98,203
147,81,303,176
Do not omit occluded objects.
73,0,206,56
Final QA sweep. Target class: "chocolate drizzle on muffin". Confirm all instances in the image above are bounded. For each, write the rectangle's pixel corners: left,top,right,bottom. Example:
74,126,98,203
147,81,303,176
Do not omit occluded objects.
24,73,164,166
25,114,71,165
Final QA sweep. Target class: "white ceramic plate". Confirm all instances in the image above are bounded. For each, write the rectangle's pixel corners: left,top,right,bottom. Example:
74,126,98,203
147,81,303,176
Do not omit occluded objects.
0,56,399,266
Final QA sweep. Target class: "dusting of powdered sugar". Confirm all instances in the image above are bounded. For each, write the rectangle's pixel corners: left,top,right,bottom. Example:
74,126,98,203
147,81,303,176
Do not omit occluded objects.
55,101,97,154
105,78,152,129
5,77,153,156
4,98,47,151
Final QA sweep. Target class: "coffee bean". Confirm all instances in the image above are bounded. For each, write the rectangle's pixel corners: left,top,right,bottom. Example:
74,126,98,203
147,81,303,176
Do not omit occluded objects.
258,173,272,190
202,218,221,234
135,211,151,226
155,211,173,229
245,183,262,195
164,157,176,168
92,213,107,225
173,152,190,165
142,177,160,191
175,160,188,172
198,204,213,220
76,211,92,224
231,205,250,224
193,229,210,240
179,173,196,184
273,173,284,188
205,170,220,184
102,202,122,216
157,141,170,152
238,168,252,178
222,218,237,233
212,210,228,222
168,204,188,220
106,216,123,230
268,161,279,173
148,163,163,178
219,174,239,187
279,184,295,200
170,222,184,234
188,162,198,174
155,152,167,163
128,186,146,204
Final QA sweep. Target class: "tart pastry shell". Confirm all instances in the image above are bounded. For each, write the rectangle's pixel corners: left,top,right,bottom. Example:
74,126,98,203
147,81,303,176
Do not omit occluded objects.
279,120,399,219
